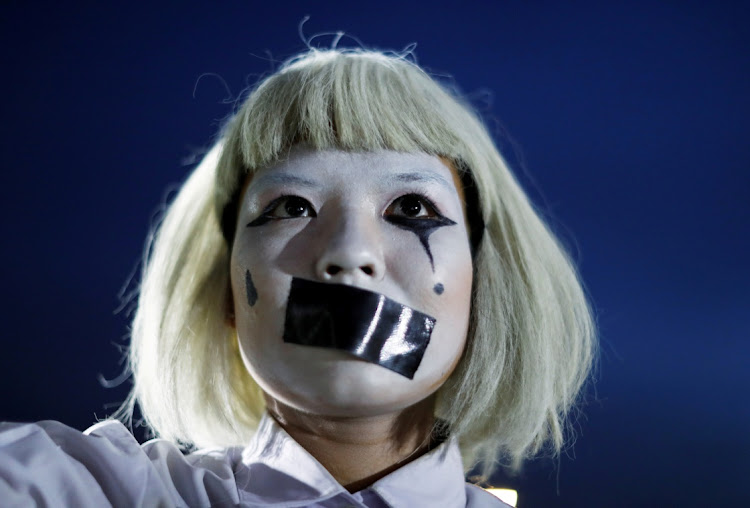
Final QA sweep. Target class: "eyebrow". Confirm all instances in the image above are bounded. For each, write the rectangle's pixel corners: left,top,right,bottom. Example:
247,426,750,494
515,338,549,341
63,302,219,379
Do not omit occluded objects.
390,171,454,192
247,168,454,195
247,172,323,193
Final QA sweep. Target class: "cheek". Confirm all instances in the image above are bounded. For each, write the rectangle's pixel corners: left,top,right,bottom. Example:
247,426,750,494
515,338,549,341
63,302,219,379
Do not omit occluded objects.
230,244,291,392
431,261,472,354
423,233,474,371
388,225,473,308
433,226,473,296
384,228,472,384
244,269,258,307
231,227,296,295
229,235,289,335
414,283,471,388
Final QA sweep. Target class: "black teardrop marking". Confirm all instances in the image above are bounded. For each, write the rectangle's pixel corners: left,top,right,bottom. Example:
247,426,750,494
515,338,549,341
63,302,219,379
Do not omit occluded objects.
433,283,445,295
385,215,456,271
245,270,258,307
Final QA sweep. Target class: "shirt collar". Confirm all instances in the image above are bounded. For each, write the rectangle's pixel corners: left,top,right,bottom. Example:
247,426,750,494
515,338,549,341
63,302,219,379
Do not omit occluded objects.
233,411,467,507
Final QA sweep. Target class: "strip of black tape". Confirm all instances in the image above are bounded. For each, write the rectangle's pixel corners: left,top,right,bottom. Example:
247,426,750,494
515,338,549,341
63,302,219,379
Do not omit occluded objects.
283,278,436,379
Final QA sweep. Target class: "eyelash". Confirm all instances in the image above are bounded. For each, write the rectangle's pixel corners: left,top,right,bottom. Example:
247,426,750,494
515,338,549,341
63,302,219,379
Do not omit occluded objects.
244,195,312,227
247,192,444,227
386,193,442,219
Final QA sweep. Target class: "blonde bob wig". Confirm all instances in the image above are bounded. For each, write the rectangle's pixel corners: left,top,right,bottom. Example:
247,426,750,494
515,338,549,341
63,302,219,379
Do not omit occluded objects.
119,47,597,477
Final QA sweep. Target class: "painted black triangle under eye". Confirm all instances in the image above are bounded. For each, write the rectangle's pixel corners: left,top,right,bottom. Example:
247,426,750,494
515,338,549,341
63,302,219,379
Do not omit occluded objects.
385,215,456,270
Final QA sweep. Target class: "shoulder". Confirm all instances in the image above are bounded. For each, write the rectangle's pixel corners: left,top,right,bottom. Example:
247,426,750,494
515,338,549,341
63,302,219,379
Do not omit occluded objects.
464,483,514,508
0,420,240,507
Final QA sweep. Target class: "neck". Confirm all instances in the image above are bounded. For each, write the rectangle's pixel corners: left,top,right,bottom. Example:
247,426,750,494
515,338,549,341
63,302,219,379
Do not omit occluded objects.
264,394,439,493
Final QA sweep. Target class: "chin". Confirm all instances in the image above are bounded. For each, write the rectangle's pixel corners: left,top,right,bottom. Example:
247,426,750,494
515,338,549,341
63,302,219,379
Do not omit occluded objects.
257,355,444,418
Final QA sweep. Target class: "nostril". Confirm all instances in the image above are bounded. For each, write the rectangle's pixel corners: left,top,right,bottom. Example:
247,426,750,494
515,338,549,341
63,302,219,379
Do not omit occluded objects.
322,264,376,278
326,265,342,276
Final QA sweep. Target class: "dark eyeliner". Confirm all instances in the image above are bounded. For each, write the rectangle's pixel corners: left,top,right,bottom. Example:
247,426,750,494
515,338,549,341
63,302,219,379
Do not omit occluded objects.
246,196,315,228
246,198,283,228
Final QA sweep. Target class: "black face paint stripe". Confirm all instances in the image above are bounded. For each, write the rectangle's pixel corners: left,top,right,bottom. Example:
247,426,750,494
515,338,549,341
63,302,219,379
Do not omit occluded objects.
385,215,456,270
283,278,436,379
245,270,258,306
433,283,444,295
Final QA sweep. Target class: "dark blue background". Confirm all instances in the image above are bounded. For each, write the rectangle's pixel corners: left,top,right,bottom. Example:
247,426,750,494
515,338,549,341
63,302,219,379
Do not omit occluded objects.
1,2,748,506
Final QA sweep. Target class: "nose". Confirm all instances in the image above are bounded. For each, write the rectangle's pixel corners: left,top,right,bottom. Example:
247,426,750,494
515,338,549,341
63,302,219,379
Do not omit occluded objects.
314,213,384,283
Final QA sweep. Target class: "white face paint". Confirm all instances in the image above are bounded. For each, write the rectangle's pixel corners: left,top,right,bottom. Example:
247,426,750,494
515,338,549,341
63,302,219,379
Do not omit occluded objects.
230,147,473,417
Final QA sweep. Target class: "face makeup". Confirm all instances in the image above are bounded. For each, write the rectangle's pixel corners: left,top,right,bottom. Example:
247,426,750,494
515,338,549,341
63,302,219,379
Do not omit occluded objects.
384,206,456,270
229,148,473,417
245,270,258,307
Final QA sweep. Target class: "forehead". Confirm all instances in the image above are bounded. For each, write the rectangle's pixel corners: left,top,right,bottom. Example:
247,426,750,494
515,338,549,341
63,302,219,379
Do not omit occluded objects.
242,148,463,198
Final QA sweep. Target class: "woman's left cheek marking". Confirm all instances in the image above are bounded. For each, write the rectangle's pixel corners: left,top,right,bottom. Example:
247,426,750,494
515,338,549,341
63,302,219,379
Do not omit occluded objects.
385,215,456,270
245,270,258,307
433,283,445,295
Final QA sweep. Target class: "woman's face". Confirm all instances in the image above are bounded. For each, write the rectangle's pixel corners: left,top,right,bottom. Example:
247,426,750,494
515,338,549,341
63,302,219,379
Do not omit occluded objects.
230,147,473,417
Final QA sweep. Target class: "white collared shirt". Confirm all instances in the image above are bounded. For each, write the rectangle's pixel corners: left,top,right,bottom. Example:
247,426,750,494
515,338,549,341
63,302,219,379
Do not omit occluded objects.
0,413,508,507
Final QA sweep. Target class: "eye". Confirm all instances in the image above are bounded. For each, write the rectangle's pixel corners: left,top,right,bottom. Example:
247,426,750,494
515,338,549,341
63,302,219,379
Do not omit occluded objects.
269,195,316,219
246,195,316,227
386,194,438,219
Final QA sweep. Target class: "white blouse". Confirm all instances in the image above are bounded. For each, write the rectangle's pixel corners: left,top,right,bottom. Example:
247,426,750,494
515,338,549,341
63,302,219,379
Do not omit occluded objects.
0,413,508,507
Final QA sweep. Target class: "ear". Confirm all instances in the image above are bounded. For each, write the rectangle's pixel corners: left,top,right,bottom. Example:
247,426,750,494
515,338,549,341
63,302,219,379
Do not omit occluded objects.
225,282,236,328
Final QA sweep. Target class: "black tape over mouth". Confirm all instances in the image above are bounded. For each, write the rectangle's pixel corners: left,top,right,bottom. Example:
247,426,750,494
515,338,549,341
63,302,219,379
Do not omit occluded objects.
283,278,436,379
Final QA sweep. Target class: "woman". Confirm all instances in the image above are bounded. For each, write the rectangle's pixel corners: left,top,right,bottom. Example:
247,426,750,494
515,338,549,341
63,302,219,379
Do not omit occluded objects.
0,48,596,507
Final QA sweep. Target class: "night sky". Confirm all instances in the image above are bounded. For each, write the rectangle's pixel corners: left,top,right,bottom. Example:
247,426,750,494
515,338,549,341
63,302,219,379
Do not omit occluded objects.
1,2,748,506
